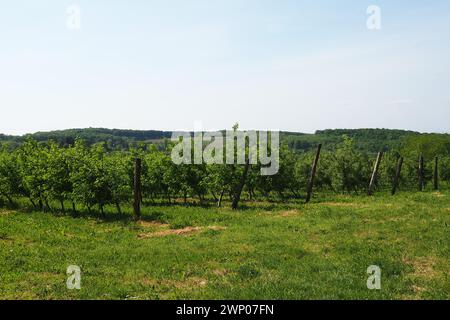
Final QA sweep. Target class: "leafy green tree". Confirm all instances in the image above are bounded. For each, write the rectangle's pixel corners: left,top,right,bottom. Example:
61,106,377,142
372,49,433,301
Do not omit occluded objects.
330,136,371,193
439,156,450,186
104,152,132,214
45,141,73,211
257,145,296,199
204,163,236,206
69,140,98,212
378,152,400,191
17,138,50,209
142,148,171,202
401,134,450,159
0,145,22,204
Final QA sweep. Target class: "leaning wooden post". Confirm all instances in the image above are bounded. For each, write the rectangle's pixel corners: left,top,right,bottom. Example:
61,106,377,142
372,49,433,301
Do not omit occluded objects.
305,144,322,203
133,158,142,220
391,157,404,195
434,156,439,190
418,155,425,191
368,152,383,196
232,159,250,210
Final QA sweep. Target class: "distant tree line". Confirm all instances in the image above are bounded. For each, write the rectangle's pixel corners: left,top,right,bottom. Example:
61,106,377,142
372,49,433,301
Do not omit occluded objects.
3,128,449,154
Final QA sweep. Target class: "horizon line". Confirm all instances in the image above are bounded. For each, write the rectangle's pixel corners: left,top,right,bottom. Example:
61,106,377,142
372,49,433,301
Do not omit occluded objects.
1,126,449,138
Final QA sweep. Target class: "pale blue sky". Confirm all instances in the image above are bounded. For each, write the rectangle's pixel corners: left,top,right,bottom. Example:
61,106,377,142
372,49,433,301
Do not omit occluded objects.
1,0,449,135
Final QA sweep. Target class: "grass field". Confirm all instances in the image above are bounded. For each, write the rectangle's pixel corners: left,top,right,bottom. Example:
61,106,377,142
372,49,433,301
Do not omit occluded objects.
0,192,449,300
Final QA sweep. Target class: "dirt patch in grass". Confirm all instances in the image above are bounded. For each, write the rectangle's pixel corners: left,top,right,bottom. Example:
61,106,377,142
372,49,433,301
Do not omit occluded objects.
138,226,226,239
403,256,438,279
0,210,13,216
278,210,301,217
400,292,424,300
142,276,208,289
137,227,198,238
432,192,445,198
138,220,169,228
353,229,378,238
383,203,402,209
412,285,427,294
320,202,367,208
141,226,202,238
260,209,301,217
400,255,448,299
385,214,413,222
212,269,230,277
399,256,441,300
303,242,333,257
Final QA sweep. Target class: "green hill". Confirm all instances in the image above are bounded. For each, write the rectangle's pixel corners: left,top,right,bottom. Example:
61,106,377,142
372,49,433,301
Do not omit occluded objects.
1,128,449,154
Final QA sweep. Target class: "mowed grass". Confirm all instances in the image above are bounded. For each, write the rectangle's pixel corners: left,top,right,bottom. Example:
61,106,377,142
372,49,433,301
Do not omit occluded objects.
0,192,449,300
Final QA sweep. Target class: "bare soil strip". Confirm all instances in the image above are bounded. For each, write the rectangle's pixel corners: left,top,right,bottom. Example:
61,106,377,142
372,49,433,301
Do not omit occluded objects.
138,226,226,239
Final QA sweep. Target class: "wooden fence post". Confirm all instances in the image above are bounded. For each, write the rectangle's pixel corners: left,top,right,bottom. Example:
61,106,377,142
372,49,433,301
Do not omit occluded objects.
392,157,404,195
434,156,439,190
134,158,142,220
232,159,250,210
368,152,383,196
305,144,322,203
418,155,425,191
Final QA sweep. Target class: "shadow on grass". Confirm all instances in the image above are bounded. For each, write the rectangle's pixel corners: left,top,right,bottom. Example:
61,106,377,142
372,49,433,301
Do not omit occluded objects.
2,202,134,223
1,194,312,223
3,202,195,225
0,198,22,210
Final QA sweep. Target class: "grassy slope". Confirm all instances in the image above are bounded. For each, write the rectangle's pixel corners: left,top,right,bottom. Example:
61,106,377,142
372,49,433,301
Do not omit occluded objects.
0,192,449,300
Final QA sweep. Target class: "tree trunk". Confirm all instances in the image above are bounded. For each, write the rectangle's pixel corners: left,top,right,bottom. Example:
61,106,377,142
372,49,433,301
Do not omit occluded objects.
232,160,250,210
392,157,404,195
60,200,65,212
45,199,51,212
290,188,299,198
116,202,122,214
6,195,13,205
434,156,439,190
72,202,76,213
277,190,284,200
217,189,224,208
368,152,383,196
29,198,37,208
306,144,322,203
133,158,142,220
418,155,425,191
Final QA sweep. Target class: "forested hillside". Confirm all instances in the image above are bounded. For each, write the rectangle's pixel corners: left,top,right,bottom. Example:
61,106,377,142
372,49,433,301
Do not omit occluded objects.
1,128,448,154
0,128,174,149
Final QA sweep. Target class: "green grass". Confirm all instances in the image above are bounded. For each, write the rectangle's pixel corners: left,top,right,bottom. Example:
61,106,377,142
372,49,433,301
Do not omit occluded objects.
0,192,449,300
